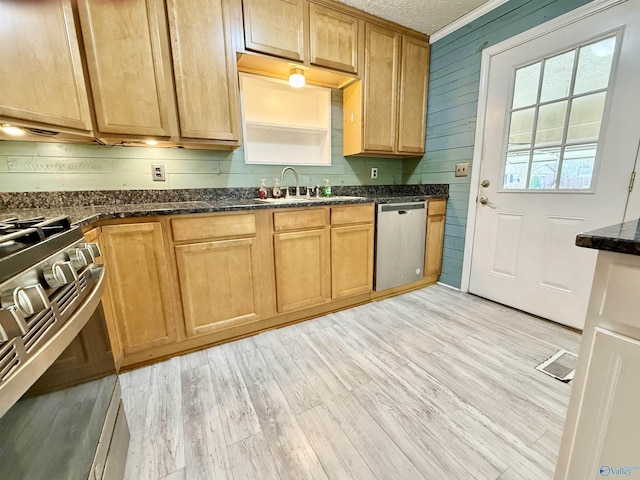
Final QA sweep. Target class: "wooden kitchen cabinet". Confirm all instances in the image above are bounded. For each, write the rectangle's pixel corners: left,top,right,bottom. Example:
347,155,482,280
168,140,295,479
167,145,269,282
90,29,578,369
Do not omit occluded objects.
76,0,176,138
100,222,177,355
0,0,92,133
166,0,241,142
397,35,430,154
171,213,266,336
273,208,331,312
242,0,305,61
330,204,374,299
309,3,359,74
343,29,430,157
425,199,446,279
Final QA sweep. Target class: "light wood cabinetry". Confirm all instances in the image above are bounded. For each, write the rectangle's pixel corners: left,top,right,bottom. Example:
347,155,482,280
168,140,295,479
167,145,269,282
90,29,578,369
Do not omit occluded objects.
344,30,430,157
0,0,92,133
425,199,446,279
242,0,305,61
272,209,331,312
77,0,175,138
166,0,241,142
330,204,374,299
309,3,359,74
100,222,177,355
94,201,443,368
171,212,265,336
398,35,430,154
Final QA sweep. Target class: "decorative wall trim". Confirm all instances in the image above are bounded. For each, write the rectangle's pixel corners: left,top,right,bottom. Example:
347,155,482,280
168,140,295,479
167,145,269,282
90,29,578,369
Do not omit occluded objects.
429,0,509,43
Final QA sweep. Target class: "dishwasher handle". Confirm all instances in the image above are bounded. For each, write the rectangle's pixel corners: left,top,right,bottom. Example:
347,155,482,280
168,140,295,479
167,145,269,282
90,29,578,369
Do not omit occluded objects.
378,202,426,213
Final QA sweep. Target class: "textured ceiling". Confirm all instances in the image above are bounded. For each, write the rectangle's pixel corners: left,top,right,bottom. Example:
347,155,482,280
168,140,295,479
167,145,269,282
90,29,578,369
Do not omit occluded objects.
335,0,492,35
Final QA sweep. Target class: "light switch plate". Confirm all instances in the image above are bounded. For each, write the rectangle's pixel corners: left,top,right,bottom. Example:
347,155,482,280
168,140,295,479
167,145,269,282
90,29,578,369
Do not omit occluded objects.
152,164,166,181
455,162,469,177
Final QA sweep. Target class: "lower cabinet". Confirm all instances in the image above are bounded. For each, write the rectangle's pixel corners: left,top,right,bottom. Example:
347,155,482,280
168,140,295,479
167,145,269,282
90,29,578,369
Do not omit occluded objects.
93,201,444,368
272,208,331,313
331,204,374,299
425,199,446,279
175,237,262,336
100,222,177,355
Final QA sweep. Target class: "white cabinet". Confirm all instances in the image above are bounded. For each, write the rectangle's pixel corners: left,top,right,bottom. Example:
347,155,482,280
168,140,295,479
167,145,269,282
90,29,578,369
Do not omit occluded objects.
556,251,640,479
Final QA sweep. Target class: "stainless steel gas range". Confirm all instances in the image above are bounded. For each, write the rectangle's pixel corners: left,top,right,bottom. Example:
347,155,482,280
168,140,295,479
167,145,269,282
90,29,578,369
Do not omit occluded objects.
0,216,129,479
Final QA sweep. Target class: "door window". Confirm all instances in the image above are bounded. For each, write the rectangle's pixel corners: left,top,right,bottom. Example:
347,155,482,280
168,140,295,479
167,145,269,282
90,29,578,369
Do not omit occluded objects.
502,35,618,191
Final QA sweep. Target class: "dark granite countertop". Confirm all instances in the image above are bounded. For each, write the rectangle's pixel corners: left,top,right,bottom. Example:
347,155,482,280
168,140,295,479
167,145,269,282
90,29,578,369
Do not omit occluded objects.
576,219,640,256
0,185,448,228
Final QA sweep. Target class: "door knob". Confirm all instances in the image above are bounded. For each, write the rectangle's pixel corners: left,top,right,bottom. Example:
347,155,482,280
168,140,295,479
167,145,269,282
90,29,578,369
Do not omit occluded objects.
480,179,490,187
479,196,490,205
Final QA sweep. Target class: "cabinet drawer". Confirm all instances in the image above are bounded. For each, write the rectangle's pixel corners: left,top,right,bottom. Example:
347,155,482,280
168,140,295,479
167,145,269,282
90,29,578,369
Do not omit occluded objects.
428,199,447,216
273,208,327,231
331,204,374,225
171,213,256,242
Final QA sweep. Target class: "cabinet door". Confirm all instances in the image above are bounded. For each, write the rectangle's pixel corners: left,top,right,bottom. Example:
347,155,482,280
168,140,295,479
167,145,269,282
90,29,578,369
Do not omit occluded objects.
397,35,429,154
309,4,358,74
331,224,373,299
0,0,92,131
175,238,262,337
101,223,176,354
363,23,399,152
167,0,240,141
563,329,640,479
274,228,330,312
77,0,175,137
425,200,446,278
242,0,305,61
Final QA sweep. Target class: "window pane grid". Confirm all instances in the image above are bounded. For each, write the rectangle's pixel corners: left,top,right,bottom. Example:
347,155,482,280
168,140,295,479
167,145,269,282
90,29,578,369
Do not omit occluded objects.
503,35,616,191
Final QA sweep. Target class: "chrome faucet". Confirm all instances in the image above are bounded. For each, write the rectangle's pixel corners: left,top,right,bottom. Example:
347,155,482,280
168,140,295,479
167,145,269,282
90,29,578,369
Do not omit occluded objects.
280,167,300,197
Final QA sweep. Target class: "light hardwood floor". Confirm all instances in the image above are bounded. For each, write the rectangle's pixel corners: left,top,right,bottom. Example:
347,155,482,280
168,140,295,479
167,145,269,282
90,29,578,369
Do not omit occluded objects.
119,284,581,480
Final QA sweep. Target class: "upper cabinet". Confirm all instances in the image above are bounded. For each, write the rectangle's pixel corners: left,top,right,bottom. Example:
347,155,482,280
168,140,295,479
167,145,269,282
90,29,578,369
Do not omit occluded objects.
77,0,176,137
343,30,430,157
309,4,359,74
166,0,241,142
397,35,430,154
242,0,305,61
0,0,92,133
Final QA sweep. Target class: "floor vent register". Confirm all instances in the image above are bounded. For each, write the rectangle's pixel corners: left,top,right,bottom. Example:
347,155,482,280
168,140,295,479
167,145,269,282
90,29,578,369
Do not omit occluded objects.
536,349,578,382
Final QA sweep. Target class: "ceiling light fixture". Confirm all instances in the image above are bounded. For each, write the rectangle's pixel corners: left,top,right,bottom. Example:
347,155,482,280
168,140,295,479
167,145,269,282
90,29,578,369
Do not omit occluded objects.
289,67,305,88
1,124,25,136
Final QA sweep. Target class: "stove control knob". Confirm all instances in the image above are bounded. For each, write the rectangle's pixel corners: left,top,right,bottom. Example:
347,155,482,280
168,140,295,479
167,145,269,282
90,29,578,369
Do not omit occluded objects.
69,247,93,269
10,284,50,317
0,306,29,342
43,261,78,288
82,242,102,259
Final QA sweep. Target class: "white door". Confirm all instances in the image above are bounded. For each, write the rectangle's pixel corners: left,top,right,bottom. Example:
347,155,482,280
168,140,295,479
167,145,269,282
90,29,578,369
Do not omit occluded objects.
468,0,640,330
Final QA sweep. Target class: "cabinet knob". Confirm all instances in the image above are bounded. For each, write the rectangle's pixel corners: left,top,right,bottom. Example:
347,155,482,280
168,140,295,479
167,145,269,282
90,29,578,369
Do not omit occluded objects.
43,261,78,288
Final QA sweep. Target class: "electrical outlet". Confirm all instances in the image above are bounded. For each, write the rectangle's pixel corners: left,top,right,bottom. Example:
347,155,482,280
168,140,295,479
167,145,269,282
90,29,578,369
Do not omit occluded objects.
152,164,165,181
455,162,469,177
371,167,378,179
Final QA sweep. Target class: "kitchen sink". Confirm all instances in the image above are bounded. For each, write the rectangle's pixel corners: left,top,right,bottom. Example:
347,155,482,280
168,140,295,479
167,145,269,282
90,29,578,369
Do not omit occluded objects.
256,196,366,204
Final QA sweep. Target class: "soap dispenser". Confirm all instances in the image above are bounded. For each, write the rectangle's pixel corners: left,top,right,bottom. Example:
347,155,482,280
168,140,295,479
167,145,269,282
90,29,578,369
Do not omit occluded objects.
258,179,268,199
322,179,332,197
273,179,282,199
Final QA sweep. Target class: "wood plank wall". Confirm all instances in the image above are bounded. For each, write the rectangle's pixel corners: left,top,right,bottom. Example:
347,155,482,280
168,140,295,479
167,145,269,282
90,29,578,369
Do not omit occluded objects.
405,0,593,288
0,90,403,192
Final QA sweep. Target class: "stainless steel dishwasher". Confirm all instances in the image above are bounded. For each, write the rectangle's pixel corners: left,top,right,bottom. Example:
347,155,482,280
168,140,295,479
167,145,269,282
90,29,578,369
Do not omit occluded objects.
375,201,427,291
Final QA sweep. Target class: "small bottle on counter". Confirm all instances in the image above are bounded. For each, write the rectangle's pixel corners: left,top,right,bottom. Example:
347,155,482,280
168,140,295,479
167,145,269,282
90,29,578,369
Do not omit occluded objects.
258,179,268,199
322,179,332,197
273,179,282,198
